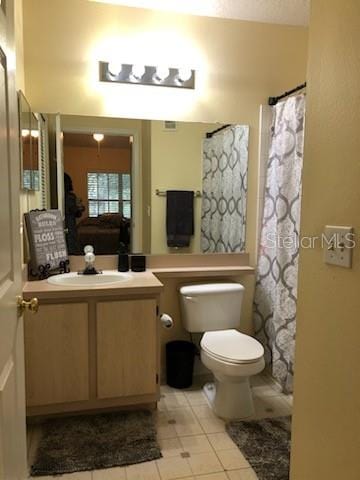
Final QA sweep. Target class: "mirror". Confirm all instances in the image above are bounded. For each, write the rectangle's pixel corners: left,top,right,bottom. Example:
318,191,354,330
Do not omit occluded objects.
19,92,31,189
19,91,40,190
47,114,249,256
30,112,40,190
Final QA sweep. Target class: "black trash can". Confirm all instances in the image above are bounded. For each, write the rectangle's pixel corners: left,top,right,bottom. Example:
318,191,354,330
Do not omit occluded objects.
166,340,196,389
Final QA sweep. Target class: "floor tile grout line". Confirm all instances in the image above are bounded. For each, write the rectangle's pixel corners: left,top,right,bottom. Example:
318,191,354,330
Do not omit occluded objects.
174,402,233,472
154,454,163,480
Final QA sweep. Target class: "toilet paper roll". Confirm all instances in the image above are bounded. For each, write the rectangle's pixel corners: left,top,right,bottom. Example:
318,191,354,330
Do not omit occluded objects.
160,313,174,329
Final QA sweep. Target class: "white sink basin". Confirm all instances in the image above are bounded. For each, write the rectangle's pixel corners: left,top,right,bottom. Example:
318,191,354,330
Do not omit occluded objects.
47,270,131,287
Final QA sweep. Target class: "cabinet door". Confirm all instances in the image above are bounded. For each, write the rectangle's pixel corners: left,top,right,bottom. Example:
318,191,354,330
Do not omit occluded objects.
97,299,157,399
24,303,89,406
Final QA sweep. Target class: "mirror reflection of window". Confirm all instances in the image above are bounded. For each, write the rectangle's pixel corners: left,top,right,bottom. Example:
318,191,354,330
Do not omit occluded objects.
30,113,40,190
87,172,131,218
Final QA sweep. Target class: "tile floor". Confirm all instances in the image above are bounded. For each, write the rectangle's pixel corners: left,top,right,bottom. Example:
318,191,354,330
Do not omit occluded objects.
27,374,292,480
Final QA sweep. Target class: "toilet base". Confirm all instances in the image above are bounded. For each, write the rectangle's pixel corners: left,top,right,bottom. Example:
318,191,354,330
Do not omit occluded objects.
203,376,255,420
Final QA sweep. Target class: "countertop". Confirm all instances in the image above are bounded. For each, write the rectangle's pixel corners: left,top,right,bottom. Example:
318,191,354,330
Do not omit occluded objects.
23,270,164,300
23,253,255,300
151,265,254,277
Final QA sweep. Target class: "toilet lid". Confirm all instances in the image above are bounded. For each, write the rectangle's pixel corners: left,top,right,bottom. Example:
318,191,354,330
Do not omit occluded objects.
201,329,264,364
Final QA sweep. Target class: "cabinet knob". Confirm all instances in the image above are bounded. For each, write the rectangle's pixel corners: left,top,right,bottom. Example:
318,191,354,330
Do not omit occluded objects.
17,296,39,315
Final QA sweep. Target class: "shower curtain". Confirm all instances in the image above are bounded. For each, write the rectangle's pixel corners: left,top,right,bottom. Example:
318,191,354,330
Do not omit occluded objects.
201,125,249,253
253,95,306,394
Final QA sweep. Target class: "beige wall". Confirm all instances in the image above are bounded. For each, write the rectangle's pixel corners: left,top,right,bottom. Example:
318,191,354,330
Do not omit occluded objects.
64,145,131,218
23,0,308,125
15,0,24,92
61,114,143,134
291,1,360,479
150,121,217,254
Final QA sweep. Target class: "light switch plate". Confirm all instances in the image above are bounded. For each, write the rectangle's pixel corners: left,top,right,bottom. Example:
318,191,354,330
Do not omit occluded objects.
323,225,354,268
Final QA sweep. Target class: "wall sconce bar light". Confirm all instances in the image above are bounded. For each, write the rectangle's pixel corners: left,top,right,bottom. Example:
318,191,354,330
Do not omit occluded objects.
99,62,195,89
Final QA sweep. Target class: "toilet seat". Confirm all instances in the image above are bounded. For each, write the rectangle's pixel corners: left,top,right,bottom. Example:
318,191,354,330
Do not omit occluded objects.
201,329,264,365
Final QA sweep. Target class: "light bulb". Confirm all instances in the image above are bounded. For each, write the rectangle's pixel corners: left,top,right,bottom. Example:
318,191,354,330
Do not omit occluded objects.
177,68,192,83
93,133,104,142
107,60,122,77
31,130,39,138
21,129,30,137
131,64,145,80
155,66,170,81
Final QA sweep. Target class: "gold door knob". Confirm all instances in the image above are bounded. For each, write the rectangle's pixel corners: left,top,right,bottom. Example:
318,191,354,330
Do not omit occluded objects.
16,296,39,315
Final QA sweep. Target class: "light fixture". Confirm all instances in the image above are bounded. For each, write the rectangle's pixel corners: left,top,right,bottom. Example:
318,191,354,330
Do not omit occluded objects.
31,130,39,138
155,66,170,82
93,133,104,158
131,64,145,80
177,68,192,83
99,62,195,89
93,133,104,142
107,60,122,77
21,129,30,137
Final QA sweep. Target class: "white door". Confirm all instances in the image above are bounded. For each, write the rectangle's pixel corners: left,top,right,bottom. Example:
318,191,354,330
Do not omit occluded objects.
55,114,64,216
0,0,28,479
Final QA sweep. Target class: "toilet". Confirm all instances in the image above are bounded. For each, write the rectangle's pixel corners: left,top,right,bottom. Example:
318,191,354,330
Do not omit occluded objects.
180,283,265,419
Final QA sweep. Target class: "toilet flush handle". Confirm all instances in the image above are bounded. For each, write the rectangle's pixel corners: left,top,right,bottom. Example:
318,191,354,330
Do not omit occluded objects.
184,296,197,302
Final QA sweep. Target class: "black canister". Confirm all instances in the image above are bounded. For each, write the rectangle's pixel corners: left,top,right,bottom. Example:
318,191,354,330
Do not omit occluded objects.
118,254,129,272
130,255,146,272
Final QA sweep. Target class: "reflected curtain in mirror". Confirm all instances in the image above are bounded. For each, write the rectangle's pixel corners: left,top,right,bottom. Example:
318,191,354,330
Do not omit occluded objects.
201,125,249,253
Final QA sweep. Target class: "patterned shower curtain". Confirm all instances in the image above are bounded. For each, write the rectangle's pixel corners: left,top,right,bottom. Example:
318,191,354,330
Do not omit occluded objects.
201,125,249,253
253,95,306,394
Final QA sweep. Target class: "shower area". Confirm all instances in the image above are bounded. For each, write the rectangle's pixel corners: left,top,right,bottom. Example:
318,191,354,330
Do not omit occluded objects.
201,124,249,253
253,88,306,394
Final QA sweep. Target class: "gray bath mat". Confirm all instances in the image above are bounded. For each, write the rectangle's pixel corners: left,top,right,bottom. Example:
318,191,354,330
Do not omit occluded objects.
30,410,162,476
226,416,291,480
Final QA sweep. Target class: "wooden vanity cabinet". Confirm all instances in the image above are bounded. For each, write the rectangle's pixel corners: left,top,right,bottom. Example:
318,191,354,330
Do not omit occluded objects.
24,295,160,416
24,303,89,407
96,299,158,399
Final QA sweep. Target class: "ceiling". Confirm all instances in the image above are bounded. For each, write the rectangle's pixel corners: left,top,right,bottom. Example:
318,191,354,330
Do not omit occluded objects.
90,0,310,26
63,133,131,149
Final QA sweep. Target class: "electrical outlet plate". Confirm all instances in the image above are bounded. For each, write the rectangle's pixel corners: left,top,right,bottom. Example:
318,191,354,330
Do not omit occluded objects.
323,225,354,268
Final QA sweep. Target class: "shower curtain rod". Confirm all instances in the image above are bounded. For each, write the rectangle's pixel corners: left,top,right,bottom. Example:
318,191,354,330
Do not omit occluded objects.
206,124,231,138
268,82,306,106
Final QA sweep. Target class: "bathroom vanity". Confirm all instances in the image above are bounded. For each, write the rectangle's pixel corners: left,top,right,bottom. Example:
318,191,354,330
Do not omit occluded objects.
22,271,163,416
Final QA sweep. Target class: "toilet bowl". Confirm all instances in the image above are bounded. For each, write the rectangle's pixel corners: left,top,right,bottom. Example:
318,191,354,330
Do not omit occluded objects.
201,329,265,418
179,283,265,419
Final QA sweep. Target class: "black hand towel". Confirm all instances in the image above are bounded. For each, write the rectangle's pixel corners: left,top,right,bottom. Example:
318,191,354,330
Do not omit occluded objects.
166,190,194,248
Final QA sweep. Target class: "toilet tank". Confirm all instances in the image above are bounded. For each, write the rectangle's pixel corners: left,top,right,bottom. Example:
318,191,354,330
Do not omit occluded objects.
179,283,245,333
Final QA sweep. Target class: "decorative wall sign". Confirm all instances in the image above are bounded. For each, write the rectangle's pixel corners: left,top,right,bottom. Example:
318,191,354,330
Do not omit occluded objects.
24,209,69,278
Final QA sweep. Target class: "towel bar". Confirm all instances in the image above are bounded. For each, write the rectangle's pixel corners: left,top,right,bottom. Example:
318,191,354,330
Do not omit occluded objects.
155,189,202,197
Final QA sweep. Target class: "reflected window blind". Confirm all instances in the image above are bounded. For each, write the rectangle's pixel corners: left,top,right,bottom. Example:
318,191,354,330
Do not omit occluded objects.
87,172,131,218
